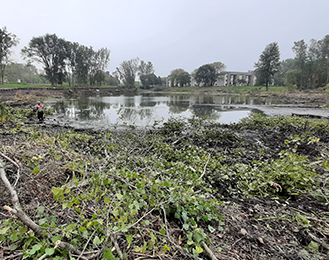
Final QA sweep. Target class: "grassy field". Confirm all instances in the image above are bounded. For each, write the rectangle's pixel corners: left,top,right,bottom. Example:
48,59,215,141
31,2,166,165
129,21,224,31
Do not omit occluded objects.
166,85,288,94
0,83,56,88
0,83,291,96
0,83,123,89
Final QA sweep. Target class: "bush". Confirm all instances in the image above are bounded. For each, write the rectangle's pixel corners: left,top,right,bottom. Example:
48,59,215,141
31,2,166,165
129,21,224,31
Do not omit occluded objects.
287,83,298,92
324,83,329,92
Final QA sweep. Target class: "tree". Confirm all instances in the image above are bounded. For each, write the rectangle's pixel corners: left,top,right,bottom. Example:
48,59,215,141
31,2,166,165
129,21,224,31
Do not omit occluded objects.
21,34,67,87
254,42,280,91
74,44,92,86
195,64,217,86
293,35,329,89
140,73,160,89
209,61,226,73
292,40,308,89
87,47,111,86
169,68,186,87
96,48,111,86
177,71,191,87
0,27,19,85
5,62,41,83
21,34,111,87
273,58,298,86
138,60,154,76
104,71,120,86
116,58,140,87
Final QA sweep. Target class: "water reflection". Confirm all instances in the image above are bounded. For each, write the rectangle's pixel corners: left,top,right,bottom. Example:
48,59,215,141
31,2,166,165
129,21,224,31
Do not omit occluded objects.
51,93,276,129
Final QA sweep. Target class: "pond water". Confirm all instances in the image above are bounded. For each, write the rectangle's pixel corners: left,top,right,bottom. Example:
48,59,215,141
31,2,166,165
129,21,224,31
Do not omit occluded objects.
46,93,328,130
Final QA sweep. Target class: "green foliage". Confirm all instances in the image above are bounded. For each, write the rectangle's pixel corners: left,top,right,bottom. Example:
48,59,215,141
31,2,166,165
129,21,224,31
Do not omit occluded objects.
290,35,329,89
232,151,318,197
254,42,280,90
0,26,19,85
0,105,53,126
287,83,298,92
140,73,162,89
239,113,329,135
324,83,329,92
2,113,329,258
195,64,217,87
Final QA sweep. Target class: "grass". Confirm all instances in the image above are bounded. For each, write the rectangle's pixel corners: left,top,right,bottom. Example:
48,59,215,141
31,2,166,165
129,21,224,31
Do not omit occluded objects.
0,83,125,89
166,85,287,93
0,83,53,88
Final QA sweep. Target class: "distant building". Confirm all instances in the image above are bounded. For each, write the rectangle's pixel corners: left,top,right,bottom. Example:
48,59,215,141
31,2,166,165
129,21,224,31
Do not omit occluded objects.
190,71,256,87
217,71,256,86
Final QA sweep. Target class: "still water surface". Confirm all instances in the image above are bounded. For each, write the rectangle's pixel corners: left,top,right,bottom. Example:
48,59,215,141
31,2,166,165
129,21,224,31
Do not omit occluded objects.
48,93,326,130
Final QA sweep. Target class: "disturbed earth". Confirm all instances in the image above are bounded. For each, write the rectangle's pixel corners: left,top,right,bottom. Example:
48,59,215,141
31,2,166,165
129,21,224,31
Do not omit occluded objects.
0,88,329,260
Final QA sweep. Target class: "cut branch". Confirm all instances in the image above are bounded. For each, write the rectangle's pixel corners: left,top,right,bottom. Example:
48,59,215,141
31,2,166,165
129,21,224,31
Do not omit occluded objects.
0,151,21,187
198,153,211,180
202,241,218,260
0,158,42,235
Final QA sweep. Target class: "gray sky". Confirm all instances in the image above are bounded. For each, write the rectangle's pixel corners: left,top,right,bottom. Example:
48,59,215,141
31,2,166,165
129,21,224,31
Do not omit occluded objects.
1,0,328,77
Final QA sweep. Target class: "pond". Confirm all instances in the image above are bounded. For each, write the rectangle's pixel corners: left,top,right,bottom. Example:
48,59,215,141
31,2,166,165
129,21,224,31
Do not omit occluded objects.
46,93,328,130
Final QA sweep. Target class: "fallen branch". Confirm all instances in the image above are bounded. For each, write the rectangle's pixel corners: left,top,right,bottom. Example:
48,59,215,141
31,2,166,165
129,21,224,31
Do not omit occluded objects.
111,234,124,260
78,230,96,259
3,253,24,260
202,241,218,260
198,153,211,180
1,158,92,259
58,241,83,255
0,151,20,187
0,158,42,236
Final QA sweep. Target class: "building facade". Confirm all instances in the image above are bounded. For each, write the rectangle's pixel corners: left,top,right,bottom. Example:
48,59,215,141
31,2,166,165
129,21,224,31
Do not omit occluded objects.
189,71,256,87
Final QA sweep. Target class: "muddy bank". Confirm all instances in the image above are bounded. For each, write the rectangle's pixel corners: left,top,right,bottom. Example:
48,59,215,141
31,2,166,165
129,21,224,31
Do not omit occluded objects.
2,86,329,107
190,88,329,108
0,87,138,102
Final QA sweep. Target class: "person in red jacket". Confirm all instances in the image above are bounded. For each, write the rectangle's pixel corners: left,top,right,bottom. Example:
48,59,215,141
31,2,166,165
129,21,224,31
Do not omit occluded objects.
34,101,44,121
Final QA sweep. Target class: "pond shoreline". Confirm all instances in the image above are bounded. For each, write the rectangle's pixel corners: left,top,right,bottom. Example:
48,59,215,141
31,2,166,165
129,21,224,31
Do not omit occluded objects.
1,86,329,107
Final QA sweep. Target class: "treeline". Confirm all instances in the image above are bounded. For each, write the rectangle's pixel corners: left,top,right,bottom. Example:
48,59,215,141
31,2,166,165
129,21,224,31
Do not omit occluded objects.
5,63,47,84
2,25,329,89
21,34,111,87
273,35,329,89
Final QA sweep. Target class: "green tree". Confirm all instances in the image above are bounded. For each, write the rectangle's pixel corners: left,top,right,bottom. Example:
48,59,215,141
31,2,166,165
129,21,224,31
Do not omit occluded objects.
88,47,111,86
273,58,297,86
140,73,162,88
292,40,308,89
5,62,47,84
169,68,186,87
209,61,226,73
177,71,191,86
295,35,329,88
0,27,19,85
138,60,155,76
254,42,280,91
21,34,68,87
104,71,120,86
195,64,217,86
116,58,140,88
74,44,92,86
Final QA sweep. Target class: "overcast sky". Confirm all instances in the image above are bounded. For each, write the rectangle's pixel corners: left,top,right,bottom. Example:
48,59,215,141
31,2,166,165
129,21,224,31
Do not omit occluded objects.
1,0,328,77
